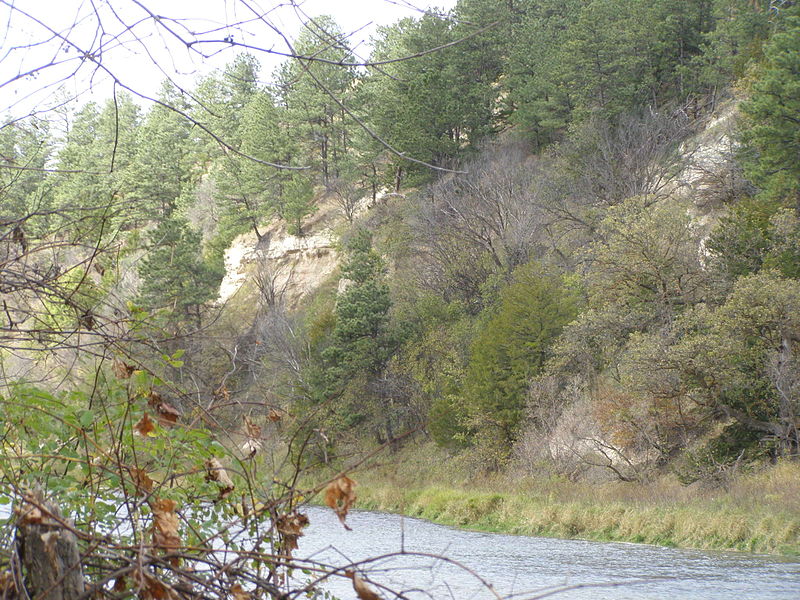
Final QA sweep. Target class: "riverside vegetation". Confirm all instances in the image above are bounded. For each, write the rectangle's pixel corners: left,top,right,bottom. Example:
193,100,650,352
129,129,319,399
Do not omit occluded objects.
2,0,800,597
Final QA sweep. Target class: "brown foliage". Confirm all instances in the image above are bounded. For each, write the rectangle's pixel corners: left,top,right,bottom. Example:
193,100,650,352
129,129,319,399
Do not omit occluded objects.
134,413,156,436
204,458,234,499
274,511,309,555
150,498,180,567
148,391,179,427
129,467,154,496
230,584,250,600
324,476,357,531
0,571,15,599
133,569,174,600
112,359,136,379
345,570,382,600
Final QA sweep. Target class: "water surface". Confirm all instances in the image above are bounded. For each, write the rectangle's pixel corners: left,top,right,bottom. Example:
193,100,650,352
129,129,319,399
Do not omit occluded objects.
297,506,800,599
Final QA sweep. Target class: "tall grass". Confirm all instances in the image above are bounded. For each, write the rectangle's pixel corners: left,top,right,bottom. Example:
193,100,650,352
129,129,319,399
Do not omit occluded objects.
351,442,800,555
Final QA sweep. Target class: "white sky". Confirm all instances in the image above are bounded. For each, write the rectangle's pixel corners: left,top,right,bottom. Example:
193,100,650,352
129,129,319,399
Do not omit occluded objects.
0,0,458,121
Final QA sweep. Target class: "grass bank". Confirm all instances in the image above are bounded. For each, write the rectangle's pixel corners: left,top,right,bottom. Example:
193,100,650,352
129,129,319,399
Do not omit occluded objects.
349,443,800,556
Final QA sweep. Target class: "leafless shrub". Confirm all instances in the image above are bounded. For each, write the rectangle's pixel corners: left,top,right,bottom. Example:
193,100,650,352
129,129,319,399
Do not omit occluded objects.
413,141,546,308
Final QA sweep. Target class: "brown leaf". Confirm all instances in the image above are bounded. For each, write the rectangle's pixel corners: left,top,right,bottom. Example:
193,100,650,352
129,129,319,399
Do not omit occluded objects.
230,584,250,600
244,416,262,439
267,408,281,422
130,467,154,496
324,476,357,531
134,413,156,437
204,458,234,500
133,569,171,600
241,416,263,457
215,383,230,402
148,391,179,427
345,570,381,600
150,498,180,567
274,511,309,555
112,359,136,379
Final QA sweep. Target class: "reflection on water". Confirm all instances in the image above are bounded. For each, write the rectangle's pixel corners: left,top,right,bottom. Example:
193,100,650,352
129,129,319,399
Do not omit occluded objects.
296,506,800,600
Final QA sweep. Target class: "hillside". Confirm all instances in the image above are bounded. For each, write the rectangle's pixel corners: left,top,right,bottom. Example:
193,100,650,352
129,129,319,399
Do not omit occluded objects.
1,1,799,596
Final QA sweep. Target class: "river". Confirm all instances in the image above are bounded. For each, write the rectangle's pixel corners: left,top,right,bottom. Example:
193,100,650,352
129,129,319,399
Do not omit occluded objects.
296,506,800,600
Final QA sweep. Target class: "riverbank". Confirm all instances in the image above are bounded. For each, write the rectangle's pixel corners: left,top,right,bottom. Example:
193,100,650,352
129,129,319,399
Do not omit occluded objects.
348,443,800,556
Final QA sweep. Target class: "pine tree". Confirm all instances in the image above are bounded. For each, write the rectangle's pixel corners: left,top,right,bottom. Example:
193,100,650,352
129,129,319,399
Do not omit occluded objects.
137,216,220,325
741,10,800,209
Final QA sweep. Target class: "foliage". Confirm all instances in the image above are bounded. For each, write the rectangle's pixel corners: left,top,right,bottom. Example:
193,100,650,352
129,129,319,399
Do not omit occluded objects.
137,216,221,325
463,263,580,455
740,9,800,207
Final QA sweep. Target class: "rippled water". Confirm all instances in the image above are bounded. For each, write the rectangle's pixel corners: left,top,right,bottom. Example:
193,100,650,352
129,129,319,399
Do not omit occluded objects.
4,499,799,599
296,506,800,600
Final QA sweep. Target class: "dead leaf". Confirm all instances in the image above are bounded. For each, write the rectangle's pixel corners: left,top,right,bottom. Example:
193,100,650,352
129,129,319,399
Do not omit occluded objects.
215,384,230,402
267,408,281,422
130,467,154,496
134,413,156,436
324,476,357,531
112,359,136,379
244,416,262,439
150,498,180,567
133,569,171,600
204,458,234,499
275,511,309,555
345,570,381,600
148,391,179,427
241,416,263,457
230,584,250,600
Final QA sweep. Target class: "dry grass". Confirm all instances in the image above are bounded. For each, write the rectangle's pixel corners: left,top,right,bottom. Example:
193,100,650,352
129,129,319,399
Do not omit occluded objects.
352,441,800,555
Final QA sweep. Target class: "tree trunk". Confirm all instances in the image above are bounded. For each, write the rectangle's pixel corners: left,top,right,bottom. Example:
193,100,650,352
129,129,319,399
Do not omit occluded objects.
16,490,86,600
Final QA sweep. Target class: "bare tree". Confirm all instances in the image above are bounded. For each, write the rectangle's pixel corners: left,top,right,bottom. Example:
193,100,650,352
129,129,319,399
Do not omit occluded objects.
540,111,694,234
414,141,546,308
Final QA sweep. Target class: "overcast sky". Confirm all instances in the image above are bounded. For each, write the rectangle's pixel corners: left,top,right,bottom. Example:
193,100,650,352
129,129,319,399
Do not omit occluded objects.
0,0,457,121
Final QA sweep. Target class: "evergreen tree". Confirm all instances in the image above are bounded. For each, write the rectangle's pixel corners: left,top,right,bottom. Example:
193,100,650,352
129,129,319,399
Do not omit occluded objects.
276,16,355,186
322,229,394,392
0,117,52,234
137,216,220,325
741,9,800,209
124,82,195,221
464,263,579,452
214,91,294,240
52,95,140,228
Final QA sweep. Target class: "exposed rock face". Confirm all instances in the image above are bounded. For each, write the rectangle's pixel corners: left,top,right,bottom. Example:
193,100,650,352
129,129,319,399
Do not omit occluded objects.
217,195,345,309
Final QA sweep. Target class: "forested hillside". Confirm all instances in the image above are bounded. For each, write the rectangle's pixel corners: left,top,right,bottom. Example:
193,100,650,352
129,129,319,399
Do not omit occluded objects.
2,0,800,594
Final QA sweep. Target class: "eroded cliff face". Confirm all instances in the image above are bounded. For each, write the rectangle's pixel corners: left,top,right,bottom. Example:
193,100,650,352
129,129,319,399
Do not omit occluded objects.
217,193,352,310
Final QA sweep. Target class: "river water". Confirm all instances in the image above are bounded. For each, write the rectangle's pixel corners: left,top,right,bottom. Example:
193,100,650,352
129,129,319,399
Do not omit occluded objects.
296,506,800,600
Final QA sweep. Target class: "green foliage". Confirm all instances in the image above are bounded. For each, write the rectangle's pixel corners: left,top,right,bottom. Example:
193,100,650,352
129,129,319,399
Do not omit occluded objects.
53,95,141,226
0,117,52,232
674,422,762,485
588,197,707,313
363,11,499,185
276,16,355,186
708,198,800,281
322,229,394,387
464,263,580,451
123,82,196,220
740,9,800,206
137,216,220,325
670,271,800,451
